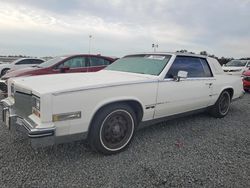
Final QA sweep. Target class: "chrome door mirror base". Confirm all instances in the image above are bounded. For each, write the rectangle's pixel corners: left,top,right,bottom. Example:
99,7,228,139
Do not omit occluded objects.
174,71,188,82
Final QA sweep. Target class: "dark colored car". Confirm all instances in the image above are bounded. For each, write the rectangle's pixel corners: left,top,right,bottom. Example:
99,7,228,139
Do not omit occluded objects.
0,54,117,94
243,70,250,92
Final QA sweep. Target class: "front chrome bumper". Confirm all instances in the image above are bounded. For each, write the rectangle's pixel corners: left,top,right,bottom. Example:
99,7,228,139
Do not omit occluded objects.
1,100,56,148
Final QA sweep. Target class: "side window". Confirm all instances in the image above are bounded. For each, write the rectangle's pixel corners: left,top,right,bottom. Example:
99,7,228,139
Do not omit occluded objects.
89,57,109,67
15,59,31,65
57,57,87,69
32,59,44,64
166,56,212,78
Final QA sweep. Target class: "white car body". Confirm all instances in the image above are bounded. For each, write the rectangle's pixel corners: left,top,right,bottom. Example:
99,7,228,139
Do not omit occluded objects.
0,58,44,76
222,60,250,75
1,53,244,151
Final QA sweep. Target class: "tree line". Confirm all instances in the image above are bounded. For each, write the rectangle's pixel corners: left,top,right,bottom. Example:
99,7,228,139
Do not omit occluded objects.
176,50,250,65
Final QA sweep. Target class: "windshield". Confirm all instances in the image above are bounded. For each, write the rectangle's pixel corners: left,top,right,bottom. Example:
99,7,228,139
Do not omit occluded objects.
38,56,66,68
105,55,171,75
11,58,23,64
225,60,247,67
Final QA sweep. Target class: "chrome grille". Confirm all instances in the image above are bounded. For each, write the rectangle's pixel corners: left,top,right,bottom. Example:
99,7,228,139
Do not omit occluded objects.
13,91,32,119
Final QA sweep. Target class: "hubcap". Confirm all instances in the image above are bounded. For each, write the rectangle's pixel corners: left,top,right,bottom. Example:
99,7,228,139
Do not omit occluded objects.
100,110,134,151
219,93,230,115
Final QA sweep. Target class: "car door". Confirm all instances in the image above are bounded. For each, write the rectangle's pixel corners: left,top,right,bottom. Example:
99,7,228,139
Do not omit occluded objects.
154,56,214,119
52,56,88,74
88,56,111,72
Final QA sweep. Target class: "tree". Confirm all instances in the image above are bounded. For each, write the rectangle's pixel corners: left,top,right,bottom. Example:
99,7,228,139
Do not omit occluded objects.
200,51,208,56
176,49,188,53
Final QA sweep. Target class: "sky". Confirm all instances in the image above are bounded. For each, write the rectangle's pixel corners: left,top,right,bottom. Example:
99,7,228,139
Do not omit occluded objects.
0,0,250,58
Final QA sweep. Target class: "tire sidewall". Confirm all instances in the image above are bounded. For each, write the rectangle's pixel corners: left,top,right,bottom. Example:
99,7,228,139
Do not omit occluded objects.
89,103,137,155
217,91,231,117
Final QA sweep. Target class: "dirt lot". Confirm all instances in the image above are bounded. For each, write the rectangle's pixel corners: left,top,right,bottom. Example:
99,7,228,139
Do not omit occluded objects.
0,94,250,188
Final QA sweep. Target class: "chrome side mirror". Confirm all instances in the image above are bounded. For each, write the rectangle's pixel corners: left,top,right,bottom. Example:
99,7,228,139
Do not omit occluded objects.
174,71,188,82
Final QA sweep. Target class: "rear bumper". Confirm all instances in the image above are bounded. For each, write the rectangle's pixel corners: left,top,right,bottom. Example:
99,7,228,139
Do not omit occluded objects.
1,100,56,148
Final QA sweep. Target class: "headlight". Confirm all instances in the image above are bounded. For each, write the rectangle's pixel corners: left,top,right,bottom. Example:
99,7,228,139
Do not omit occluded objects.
32,96,40,110
32,95,40,117
10,83,15,97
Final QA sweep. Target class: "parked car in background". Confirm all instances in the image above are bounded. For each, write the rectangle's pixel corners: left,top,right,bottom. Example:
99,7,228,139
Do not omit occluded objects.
222,59,250,75
242,70,250,92
0,54,117,94
1,53,244,154
0,58,45,77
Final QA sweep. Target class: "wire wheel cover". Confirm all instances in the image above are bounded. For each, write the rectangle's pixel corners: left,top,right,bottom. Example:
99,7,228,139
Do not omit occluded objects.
100,110,134,151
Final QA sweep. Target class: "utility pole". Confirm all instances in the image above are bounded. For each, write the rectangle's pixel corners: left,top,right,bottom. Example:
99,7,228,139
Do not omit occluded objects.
88,35,92,54
152,43,158,52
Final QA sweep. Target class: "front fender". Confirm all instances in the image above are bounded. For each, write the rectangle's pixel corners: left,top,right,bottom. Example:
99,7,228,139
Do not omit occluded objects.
89,96,145,129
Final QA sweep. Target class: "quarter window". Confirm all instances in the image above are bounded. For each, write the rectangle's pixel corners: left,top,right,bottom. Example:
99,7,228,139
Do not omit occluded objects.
200,58,213,77
166,56,213,78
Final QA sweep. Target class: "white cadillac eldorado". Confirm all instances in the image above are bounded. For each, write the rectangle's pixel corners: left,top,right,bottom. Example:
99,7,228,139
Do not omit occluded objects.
1,53,244,154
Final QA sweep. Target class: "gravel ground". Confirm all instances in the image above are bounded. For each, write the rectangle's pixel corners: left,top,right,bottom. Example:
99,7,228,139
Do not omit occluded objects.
0,94,250,188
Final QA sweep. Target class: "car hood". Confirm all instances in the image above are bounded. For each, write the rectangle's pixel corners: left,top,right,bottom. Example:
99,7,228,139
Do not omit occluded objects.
11,70,158,96
2,66,39,79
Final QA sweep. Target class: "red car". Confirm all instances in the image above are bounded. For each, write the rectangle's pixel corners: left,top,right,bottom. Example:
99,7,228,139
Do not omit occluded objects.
243,70,250,92
0,54,117,93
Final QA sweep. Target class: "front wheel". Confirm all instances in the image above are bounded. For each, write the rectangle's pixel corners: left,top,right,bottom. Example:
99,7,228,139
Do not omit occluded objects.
209,91,231,118
1,68,10,77
88,103,137,155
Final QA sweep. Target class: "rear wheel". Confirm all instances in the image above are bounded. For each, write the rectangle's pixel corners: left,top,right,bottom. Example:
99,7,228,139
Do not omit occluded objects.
88,103,137,155
209,90,231,118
